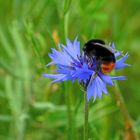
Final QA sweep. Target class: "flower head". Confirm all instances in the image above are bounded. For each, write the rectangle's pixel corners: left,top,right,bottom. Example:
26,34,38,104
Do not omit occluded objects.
43,37,129,101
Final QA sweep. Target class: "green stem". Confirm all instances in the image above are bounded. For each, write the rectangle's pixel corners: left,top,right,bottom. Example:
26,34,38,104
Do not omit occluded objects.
65,82,73,140
113,81,139,140
84,92,89,140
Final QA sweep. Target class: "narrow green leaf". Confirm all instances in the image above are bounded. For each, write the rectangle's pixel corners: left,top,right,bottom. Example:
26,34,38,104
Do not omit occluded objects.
0,28,15,58
63,0,71,15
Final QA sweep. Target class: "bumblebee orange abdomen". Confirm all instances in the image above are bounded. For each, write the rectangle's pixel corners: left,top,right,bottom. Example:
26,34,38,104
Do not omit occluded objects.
101,62,115,74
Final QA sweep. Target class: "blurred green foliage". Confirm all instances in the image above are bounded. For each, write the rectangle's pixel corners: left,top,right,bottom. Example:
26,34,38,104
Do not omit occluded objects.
0,0,140,140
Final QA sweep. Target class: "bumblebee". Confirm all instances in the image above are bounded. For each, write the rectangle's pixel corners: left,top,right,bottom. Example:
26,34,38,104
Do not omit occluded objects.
83,39,116,74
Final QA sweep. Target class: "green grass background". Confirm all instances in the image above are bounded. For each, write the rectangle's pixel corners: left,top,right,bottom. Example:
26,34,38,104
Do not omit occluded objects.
0,0,140,140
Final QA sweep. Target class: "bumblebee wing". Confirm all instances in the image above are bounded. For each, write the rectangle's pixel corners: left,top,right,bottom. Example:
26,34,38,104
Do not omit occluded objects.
94,43,114,53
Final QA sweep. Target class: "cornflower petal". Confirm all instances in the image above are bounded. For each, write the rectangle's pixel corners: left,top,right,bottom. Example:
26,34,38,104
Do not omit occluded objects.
61,38,80,61
99,73,114,86
48,48,72,66
72,63,93,83
87,78,96,101
111,76,126,80
115,51,122,58
43,73,72,83
115,53,130,70
111,42,115,49
87,76,108,101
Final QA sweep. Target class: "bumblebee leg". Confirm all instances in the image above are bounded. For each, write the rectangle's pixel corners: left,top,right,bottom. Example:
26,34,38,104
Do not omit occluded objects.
90,58,102,81
90,61,101,80
91,72,98,80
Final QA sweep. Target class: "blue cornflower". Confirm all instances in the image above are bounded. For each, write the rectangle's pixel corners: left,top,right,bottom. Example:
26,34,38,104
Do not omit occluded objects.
43,37,129,101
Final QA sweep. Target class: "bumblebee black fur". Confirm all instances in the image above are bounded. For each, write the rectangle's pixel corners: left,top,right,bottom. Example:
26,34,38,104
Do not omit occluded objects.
83,39,116,63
